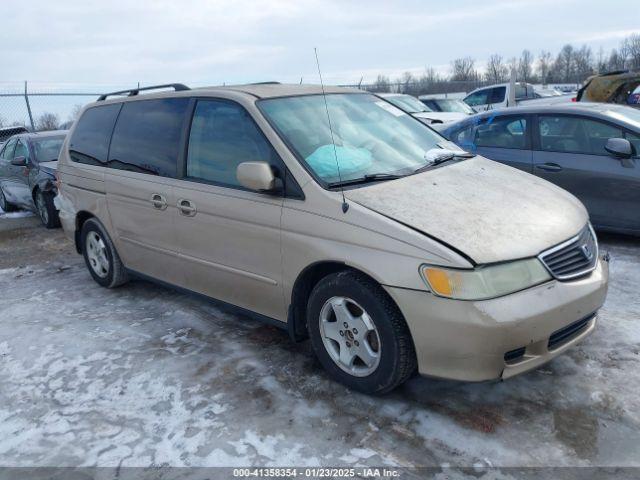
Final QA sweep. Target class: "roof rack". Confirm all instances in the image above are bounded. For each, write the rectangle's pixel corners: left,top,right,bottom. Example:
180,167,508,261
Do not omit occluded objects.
97,83,190,101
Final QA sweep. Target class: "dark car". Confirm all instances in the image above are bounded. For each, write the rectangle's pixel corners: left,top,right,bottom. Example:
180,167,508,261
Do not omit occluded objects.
437,103,640,235
0,130,68,228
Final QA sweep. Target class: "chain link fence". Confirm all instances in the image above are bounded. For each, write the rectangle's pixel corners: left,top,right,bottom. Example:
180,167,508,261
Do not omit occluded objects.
0,82,130,132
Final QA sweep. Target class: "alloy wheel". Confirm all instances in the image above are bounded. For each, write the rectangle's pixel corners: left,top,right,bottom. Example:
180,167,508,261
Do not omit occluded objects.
85,231,110,278
319,296,381,377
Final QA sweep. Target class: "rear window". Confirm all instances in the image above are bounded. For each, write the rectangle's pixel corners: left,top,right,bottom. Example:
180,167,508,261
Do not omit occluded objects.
70,104,121,166
108,98,189,178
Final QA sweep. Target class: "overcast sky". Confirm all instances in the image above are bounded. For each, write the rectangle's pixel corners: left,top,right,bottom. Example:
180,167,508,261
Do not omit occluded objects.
1,0,639,88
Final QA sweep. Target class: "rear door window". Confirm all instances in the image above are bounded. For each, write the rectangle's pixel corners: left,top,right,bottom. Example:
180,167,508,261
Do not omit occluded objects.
108,98,189,178
70,104,121,166
475,116,528,149
186,99,282,188
538,115,624,155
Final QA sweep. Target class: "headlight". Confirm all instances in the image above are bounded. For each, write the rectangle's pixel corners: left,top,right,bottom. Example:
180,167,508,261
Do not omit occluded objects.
420,258,552,300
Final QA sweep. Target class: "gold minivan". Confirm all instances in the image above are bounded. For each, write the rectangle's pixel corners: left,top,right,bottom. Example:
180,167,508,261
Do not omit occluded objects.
55,83,609,393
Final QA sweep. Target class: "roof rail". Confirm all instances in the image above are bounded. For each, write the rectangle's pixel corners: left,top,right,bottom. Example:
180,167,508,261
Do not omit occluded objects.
97,83,190,101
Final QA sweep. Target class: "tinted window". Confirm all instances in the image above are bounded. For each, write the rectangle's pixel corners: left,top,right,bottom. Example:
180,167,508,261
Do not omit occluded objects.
475,116,527,149
70,104,121,166
109,98,189,178
464,89,490,107
187,100,280,187
539,116,624,155
489,86,506,104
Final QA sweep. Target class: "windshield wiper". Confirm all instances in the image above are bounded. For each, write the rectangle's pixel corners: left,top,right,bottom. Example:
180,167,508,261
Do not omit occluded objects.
413,151,475,174
327,173,404,188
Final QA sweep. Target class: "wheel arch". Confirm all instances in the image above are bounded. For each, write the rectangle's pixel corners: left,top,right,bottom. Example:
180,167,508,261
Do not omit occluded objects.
74,211,96,253
287,260,394,342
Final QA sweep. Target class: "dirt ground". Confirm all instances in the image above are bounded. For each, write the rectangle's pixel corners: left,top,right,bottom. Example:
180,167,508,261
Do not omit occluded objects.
1,216,639,477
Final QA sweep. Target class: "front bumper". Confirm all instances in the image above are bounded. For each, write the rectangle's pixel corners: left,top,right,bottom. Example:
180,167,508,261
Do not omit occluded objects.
385,257,609,381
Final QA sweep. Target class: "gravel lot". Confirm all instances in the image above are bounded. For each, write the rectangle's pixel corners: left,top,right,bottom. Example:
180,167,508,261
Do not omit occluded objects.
1,215,639,474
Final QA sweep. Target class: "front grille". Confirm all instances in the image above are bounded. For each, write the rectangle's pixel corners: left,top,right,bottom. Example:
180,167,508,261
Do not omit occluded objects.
548,313,594,350
539,225,598,280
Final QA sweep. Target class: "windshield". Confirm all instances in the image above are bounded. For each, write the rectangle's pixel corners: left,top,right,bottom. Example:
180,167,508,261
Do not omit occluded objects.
434,99,475,114
384,95,433,113
33,136,65,162
259,93,446,184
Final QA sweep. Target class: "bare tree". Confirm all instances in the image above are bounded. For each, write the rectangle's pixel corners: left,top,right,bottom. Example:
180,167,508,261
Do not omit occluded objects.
554,44,575,83
370,75,391,93
450,57,477,81
538,50,552,85
518,49,534,83
573,45,594,81
36,112,60,131
400,71,416,94
68,104,84,122
626,33,640,69
596,46,607,73
485,54,508,83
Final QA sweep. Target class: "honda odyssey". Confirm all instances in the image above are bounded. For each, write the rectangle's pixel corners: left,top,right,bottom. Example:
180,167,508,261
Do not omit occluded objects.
55,83,609,393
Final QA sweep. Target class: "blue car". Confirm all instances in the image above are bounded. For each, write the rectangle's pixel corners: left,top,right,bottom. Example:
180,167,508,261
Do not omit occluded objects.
436,103,640,235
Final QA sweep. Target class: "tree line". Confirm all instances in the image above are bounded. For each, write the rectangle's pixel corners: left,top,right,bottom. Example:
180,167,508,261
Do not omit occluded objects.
369,33,640,95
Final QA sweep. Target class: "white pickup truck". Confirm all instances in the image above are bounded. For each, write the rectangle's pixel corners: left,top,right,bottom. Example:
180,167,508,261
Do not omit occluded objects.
463,81,573,112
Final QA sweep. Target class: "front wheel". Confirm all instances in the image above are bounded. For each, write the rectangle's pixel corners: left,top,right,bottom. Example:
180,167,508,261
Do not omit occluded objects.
35,189,61,229
307,271,417,394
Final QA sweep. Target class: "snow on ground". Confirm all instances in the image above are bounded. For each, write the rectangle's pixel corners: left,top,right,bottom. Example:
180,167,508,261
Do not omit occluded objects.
0,219,639,472
0,204,34,219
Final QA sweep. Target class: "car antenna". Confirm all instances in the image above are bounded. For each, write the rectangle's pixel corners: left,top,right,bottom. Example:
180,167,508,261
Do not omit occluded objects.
314,47,349,214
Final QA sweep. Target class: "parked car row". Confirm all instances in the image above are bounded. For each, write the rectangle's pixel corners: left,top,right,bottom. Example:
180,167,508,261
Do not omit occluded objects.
49,82,608,393
377,93,468,124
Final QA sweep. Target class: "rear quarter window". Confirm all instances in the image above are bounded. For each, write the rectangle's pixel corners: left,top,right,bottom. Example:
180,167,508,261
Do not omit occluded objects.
108,98,190,178
70,104,121,166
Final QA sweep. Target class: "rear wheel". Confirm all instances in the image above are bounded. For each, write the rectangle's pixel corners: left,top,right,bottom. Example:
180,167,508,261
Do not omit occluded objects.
35,189,60,229
81,218,128,288
307,271,417,394
0,187,16,212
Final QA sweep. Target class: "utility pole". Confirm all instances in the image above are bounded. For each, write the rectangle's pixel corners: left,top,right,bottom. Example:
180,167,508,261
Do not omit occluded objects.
24,81,35,130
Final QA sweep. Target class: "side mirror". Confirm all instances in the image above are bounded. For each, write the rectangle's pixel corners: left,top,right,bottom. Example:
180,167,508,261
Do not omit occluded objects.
605,138,634,159
11,156,27,167
236,161,278,192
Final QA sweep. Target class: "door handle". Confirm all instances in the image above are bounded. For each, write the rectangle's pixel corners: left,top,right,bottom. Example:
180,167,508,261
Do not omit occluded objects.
178,198,197,217
536,163,563,172
150,193,167,210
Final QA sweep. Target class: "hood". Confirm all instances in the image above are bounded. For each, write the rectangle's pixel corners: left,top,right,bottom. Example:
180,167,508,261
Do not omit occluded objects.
346,157,588,264
413,112,467,123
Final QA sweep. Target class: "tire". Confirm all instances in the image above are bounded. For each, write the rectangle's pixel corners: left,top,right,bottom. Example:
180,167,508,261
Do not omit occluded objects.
34,189,61,229
80,218,129,288
307,270,417,394
0,187,16,212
